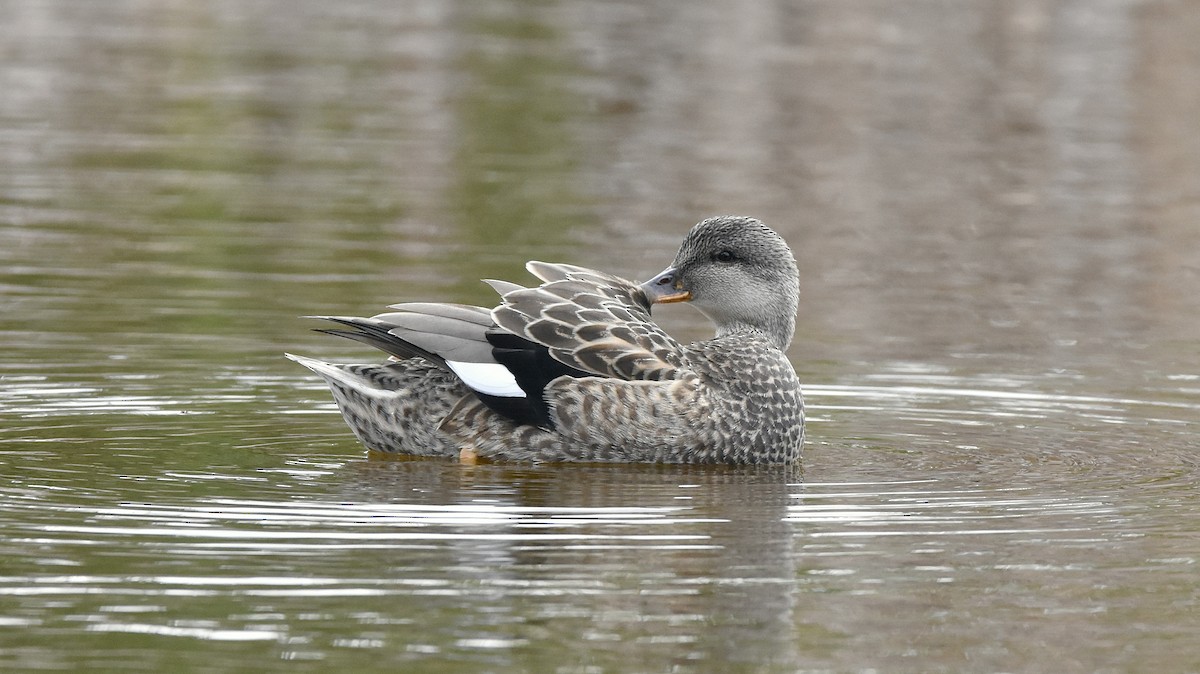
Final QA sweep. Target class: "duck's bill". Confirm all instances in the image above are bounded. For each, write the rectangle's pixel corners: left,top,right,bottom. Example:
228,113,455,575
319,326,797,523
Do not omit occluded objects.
649,289,691,303
639,267,692,304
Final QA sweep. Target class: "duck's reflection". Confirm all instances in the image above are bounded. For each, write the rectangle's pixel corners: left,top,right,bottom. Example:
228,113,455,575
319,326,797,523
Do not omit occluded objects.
340,458,802,669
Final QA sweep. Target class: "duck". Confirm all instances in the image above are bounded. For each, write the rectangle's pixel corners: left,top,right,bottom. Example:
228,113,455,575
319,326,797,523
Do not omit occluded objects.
287,215,804,463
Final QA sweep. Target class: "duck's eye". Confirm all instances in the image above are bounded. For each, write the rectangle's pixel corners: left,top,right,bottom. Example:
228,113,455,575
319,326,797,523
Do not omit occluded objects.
713,249,736,263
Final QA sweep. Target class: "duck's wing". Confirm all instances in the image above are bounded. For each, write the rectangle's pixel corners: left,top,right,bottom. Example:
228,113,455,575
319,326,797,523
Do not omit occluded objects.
489,261,690,382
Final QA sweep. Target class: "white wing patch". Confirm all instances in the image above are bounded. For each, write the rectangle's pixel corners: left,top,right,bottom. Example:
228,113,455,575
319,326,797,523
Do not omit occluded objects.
446,361,525,398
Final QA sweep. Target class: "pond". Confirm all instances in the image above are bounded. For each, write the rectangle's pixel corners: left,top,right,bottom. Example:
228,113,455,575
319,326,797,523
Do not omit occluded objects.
2,1,1198,672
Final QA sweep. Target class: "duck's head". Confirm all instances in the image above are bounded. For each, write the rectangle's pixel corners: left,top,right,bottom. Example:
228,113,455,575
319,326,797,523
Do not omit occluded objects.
640,216,799,350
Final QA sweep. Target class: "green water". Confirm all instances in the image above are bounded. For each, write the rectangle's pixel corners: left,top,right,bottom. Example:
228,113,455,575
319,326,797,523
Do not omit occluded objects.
2,1,1199,672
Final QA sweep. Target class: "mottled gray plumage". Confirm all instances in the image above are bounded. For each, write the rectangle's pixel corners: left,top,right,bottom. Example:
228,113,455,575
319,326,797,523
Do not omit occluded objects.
289,216,805,464
285,354,465,456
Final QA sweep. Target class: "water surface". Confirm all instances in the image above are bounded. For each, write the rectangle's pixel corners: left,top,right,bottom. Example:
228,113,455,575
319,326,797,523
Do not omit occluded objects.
2,1,1199,672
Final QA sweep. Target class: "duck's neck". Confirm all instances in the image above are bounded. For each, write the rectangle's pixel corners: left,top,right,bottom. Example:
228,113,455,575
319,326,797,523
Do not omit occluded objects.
716,314,794,351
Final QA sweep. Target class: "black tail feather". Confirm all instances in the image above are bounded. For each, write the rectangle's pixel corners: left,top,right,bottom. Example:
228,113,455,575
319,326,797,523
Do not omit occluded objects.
311,316,594,432
312,317,448,369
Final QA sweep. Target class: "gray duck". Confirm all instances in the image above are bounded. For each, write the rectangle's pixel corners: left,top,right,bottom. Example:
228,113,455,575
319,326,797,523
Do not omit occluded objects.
288,216,804,463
